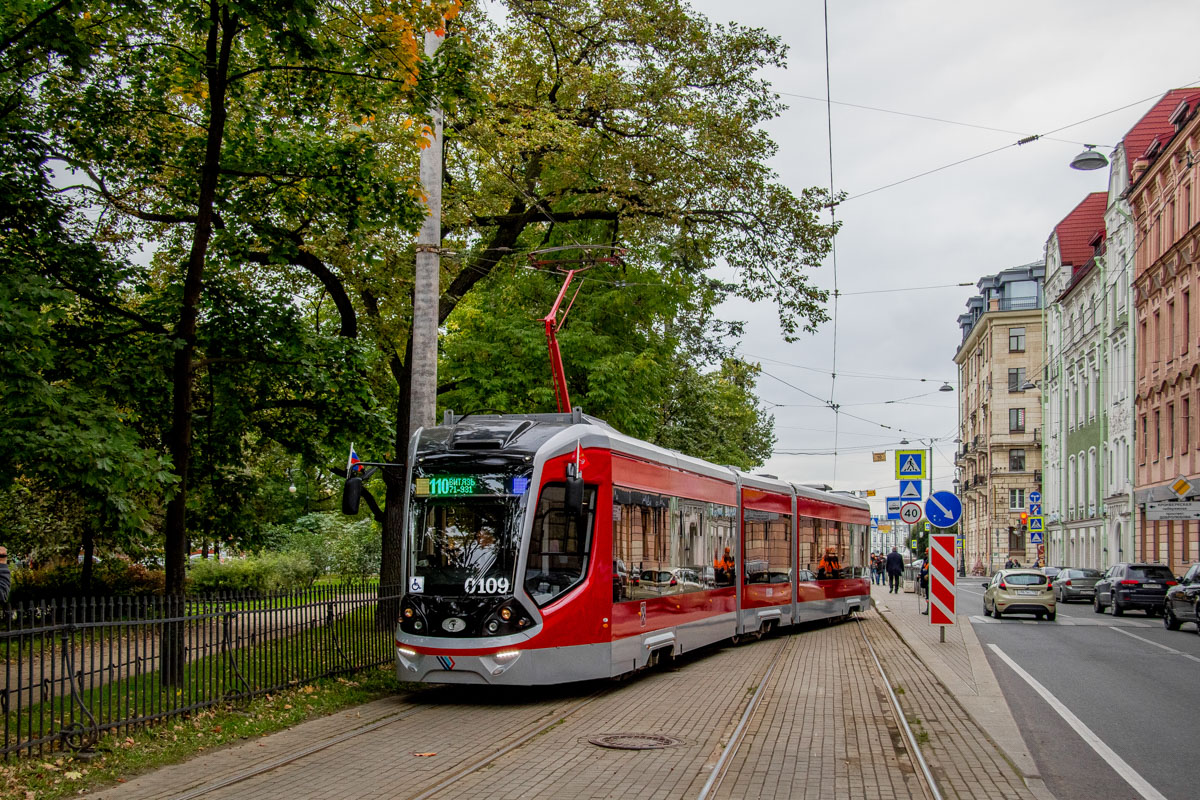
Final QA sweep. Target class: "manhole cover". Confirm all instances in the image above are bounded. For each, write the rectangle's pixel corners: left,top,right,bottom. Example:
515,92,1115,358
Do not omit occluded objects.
588,733,683,750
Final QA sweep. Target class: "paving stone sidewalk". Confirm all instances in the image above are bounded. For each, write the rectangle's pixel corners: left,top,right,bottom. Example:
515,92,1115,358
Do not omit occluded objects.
81,590,1049,800
869,582,1051,799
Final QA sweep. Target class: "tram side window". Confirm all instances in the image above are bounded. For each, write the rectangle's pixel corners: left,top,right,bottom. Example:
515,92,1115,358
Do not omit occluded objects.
707,503,737,588
524,484,596,607
847,523,866,577
798,517,818,573
743,512,792,584
613,487,670,601
613,488,736,600
813,519,847,580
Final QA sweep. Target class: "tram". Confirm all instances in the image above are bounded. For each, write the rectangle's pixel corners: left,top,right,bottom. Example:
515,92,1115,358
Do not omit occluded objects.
355,408,871,686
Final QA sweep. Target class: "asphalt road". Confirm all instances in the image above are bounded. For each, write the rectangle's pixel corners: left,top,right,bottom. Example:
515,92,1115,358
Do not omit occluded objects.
955,582,1200,800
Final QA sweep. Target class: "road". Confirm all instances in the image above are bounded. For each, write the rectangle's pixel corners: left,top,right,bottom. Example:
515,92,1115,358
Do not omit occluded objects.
957,581,1200,800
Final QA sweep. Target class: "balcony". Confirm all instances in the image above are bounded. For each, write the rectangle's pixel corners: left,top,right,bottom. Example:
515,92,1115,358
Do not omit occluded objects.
996,296,1042,312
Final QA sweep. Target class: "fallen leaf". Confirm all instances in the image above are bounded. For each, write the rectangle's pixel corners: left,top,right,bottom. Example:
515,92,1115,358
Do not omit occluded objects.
413,752,437,757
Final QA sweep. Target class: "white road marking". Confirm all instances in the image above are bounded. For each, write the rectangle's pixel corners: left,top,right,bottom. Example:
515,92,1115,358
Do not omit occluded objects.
1109,627,1200,663
987,644,1168,800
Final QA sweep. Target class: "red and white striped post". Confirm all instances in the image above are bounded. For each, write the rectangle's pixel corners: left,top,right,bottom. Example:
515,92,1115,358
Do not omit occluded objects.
929,533,957,637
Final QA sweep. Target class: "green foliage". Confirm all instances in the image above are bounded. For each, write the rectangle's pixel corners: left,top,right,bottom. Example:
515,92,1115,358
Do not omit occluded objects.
11,562,166,603
185,552,316,594
440,264,775,466
273,512,381,581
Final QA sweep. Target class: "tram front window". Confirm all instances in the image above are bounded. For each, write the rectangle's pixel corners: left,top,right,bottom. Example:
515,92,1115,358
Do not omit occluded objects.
412,498,522,597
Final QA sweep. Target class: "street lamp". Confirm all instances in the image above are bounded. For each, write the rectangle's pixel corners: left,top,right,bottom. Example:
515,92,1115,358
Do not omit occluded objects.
1069,145,1108,171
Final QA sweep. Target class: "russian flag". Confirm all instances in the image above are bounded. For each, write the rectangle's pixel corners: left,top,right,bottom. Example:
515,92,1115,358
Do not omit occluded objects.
574,439,587,475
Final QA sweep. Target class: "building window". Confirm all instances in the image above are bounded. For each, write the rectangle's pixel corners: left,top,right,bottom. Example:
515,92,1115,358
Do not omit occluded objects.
1168,403,1175,459
1185,291,1191,356
1010,408,1025,433
1009,326,1026,352
1009,449,1026,471
1008,367,1026,393
1155,409,1161,460
1180,398,1190,453
1169,302,1176,362
1009,488,1024,510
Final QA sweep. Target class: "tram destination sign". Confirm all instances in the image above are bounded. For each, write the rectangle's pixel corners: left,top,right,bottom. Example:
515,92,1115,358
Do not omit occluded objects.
1146,501,1200,520
414,474,528,497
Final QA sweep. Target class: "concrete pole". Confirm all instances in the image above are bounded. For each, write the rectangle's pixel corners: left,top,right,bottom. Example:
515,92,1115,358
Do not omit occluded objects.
409,30,445,432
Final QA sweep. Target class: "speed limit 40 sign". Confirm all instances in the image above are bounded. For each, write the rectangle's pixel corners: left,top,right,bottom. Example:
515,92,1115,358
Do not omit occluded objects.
899,501,923,525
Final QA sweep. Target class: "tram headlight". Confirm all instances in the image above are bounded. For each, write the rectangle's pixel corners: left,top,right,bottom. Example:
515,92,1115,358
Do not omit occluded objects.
482,600,535,637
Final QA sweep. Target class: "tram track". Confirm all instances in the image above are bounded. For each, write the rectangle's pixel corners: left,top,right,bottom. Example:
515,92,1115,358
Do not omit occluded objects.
159,683,612,800
153,615,937,800
852,611,943,800
695,633,793,800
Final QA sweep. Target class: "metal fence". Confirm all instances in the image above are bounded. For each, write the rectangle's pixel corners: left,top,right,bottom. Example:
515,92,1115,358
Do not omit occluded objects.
1,582,402,760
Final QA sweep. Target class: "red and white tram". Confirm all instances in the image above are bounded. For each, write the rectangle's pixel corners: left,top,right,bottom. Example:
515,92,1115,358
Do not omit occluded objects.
383,409,871,685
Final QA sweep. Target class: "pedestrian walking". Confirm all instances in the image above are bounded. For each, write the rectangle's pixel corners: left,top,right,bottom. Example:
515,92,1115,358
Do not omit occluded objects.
0,546,10,603
885,546,904,593
918,560,929,614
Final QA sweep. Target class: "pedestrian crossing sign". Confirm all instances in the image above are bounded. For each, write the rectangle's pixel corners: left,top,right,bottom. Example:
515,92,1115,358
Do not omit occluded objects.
895,450,926,480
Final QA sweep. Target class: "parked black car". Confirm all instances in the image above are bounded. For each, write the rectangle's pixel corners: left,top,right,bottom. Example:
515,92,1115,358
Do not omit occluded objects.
1093,562,1177,616
1163,563,1200,633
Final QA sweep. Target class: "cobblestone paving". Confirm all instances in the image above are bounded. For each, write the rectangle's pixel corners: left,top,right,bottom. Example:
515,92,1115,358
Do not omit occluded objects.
860,613,1039,800
83,608,1042,800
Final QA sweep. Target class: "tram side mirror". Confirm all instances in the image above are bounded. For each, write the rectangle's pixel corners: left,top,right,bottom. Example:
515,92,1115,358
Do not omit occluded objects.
342,476,363,515
565,470,584,518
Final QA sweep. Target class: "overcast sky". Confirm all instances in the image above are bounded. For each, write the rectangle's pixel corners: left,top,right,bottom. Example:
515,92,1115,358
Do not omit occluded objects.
683,0,1200,515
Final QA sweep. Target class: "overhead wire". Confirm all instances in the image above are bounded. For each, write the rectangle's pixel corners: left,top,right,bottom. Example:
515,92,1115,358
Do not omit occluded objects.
835,80,1200,206
822,0,842,482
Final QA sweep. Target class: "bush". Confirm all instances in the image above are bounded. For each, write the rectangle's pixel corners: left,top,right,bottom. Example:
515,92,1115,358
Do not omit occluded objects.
185,551,316,595
276,513,380,581
10,561,166,603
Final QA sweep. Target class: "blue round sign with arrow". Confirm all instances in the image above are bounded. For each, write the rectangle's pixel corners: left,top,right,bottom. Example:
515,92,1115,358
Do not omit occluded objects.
924,490,963,529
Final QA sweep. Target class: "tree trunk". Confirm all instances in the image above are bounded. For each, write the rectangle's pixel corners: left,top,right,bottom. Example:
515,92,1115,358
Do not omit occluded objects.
161,5,236,686
377,336,413,629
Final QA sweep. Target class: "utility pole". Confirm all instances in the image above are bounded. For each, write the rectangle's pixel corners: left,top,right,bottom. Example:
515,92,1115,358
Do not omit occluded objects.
409,29,444,432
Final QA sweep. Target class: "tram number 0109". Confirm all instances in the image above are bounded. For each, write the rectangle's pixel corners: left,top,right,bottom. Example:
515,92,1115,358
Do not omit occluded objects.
464,577,511,595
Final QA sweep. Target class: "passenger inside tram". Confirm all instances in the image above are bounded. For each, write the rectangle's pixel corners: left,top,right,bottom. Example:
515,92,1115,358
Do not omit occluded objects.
817,547,841,580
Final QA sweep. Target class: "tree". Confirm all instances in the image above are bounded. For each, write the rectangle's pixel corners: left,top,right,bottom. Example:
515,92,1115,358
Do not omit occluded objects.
342,0,838,588
9,0,454,677
438,258,775,468
1,0,178,589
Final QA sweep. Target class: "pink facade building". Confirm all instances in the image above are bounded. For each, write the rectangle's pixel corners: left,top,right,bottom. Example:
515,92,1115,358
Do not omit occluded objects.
1132,91,1200,572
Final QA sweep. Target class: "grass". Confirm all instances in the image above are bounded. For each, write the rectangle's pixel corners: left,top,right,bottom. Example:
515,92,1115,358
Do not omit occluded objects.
0,665,408,800
3,606,393,769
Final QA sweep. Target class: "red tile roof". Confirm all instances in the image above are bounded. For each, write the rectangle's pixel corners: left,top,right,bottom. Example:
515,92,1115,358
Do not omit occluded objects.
1121,89,1200,179
1053,192,1107,268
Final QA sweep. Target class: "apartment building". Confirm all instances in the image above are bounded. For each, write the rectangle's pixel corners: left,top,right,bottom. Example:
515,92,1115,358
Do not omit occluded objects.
1131,90,1200,573
1041,193,1108,569
954,262,1046,573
